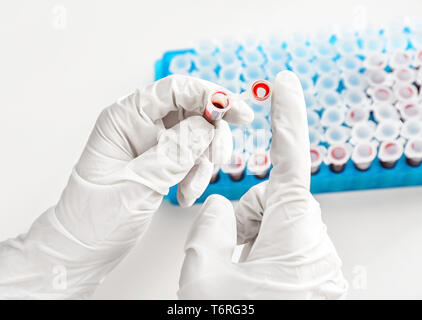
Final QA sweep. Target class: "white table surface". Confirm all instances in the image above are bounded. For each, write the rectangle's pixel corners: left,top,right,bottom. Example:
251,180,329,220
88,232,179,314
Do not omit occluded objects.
1,0,422,299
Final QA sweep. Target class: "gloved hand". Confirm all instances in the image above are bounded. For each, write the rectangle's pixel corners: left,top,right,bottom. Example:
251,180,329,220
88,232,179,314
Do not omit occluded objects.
178,71,348,299
0,75,253,299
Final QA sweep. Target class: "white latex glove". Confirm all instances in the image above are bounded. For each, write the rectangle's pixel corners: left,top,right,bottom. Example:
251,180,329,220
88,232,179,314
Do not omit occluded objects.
0,75,253,299
178,71,348,300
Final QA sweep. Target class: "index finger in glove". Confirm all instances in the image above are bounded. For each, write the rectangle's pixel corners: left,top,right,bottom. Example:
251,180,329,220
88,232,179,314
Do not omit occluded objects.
266,70,311,213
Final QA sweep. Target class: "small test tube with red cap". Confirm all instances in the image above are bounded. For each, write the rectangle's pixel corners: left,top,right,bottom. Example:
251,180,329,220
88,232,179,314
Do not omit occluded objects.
222,152,248,181
405,138,422,167
203,80,272,123
325,144,352,173
203,91,231,123
310,146,326,175
378,140,404,169
247,151,271,179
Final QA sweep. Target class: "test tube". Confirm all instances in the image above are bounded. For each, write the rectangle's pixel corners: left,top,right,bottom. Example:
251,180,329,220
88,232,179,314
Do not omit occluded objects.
367,86,395,105
314,57,338,75
222,152,248,181
350,121,376,145
307,110,321,128
342,71,368,91
310,146,327,175
352,141,378,171
317,90,344,109
193,54,217,71
240,49,265,66
241,65,266,84
290,61,316,79
389,51,413,70
374,120,401,142
203,91,231,123
337,55,363,73
241,80,273,105
365,69,393,87
217,51,241,68
404,138,422,166
363,52,388,70
324,126,351,145
396,101,422,121
393,83,419,103
309,127,323,146
326,143,352,173
169,53,192,75
345,105,370,127
342,89,370,107
372,104,400,122
393,67,417,85
378,140,404,168
210,164,220,184
315,74,340,92
400,119,422,139
247,151,271,179
320,107,346,127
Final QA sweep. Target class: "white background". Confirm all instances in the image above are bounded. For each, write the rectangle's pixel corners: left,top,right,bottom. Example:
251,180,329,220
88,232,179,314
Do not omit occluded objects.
1,0,422,299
